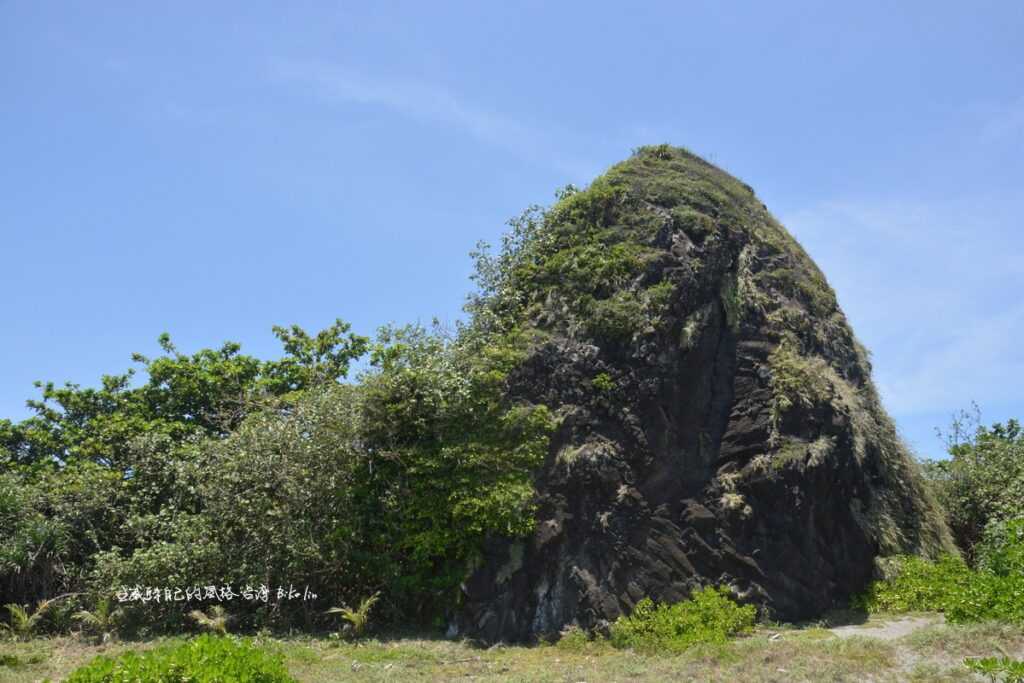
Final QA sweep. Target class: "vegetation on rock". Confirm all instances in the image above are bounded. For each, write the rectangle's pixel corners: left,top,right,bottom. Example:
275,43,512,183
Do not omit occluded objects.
0,145,963,644
458,144,953,641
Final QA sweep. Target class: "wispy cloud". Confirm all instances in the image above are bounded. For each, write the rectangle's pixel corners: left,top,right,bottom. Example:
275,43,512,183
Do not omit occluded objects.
782,197,1024,418
268,59,594,180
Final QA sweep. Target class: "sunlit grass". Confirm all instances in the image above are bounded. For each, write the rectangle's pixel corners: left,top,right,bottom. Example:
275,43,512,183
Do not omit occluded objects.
2,617,1023,682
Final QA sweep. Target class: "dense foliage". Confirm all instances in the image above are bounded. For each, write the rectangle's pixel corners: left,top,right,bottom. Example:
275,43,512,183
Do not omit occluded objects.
856,550,1024,624
921,410,1024,559
356,325,553,618
976,518,1024,578
66,635,295,682
608,586,757,653
0,315,552,632
0,320,369,470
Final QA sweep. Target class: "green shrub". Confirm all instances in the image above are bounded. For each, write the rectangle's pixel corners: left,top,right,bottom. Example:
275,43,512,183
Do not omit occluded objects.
591,373,615,393
553,624,601,652
965,655,1024,683
66,634,295,682
670,207,715,240
854,555,973,614
644,280,676,320
856,554,1024,624
976,518,1024,578
356,324,555,619
609,586,756,653
586,291,645,343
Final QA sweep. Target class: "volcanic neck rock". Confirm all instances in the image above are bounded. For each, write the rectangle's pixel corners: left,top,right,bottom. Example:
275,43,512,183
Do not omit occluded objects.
457,145,954,642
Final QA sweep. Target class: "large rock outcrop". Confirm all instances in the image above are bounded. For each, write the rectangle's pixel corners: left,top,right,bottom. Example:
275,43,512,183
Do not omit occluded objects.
456,145,954,642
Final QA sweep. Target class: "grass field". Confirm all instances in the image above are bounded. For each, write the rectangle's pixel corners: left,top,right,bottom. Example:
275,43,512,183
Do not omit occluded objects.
2,614,1022,682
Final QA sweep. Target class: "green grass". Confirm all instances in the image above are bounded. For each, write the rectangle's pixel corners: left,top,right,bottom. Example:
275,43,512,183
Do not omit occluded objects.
3,617,1023,682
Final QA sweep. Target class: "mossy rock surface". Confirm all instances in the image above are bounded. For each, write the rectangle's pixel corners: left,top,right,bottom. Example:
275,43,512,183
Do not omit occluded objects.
456,145,954,642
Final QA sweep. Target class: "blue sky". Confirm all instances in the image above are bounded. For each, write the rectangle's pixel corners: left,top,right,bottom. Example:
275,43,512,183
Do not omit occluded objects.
2,1,1021,459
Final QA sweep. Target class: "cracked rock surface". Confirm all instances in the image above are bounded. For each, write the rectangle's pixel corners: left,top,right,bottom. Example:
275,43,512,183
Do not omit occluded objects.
456,146,954,642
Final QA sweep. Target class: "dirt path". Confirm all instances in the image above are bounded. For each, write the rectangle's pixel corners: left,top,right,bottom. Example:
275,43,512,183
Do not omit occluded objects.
828,614,944,640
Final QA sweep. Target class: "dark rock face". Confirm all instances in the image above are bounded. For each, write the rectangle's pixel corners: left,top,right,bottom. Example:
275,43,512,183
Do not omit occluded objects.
455,146,954,642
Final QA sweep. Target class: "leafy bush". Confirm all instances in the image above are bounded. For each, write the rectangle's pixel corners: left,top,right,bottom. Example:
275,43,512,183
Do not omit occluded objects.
856,554,1024,624
854,555,973,614
912,408,1024,624
947,572,1024,624
976,518,1024,578
965,655,1024,683
66,634,295,682
586,291,645,343
609,586,756,653
183,385,370,624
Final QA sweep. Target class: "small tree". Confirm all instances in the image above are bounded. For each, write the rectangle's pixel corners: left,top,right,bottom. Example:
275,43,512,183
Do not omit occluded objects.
325,592,380,638
1,598,60,641
923,407,1024,561
73,597,122,643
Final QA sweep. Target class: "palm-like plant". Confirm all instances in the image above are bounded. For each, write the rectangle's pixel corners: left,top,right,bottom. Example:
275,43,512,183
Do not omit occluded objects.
325,592,380,638
189,605,230,635
73,598,122,643
1,599,59,641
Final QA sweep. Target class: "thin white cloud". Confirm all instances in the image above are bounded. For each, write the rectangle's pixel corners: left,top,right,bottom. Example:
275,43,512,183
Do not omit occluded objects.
782,197,1024,417
268,59,593,180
